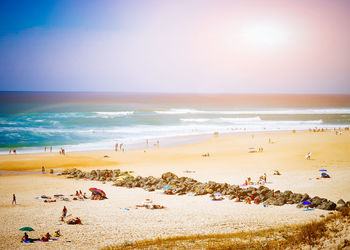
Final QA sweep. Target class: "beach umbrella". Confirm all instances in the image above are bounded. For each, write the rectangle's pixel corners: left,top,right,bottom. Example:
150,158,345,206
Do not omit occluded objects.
89,188,106,197
162,185,171,190
319,169,327,172
302,201,311,205
19,227,34,232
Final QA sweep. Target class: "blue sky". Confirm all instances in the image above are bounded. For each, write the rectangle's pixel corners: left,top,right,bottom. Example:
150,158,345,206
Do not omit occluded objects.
0,0,349,93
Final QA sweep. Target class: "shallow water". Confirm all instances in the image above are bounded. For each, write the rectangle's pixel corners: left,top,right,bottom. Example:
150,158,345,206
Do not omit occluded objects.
1,92,349,153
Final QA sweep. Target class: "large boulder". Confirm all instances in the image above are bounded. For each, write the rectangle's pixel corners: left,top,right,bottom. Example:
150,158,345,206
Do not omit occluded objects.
337,199,346,205
161,172,178,182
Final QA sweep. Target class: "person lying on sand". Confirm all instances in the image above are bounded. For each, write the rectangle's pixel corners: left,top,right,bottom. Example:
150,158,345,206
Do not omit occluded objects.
136,204,165,209
44,199,56,203
66,217,82,225
234,196,241,202
273,170,281,175
41,232,51,242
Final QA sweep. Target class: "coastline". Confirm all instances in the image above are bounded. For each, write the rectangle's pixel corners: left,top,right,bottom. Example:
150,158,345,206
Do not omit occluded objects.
1,125,349,155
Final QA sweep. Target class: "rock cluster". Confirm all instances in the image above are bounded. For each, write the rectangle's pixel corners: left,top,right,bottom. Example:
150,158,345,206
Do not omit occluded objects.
60,168,348,211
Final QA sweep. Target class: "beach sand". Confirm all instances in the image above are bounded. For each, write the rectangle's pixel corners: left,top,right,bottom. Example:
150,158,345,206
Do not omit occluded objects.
0,130,350,249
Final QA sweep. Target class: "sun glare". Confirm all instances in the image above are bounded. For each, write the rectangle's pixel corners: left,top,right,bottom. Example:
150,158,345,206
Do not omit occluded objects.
241,22,291,47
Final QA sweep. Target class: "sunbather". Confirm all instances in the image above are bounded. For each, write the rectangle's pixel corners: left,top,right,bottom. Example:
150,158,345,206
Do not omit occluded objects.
21,233,29,242
41,232,51,242
151,204,165,209
67,217,82,224
54,230,61,237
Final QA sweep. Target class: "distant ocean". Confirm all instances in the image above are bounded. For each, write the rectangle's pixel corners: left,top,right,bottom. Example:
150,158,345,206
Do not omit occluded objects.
1,92,350,154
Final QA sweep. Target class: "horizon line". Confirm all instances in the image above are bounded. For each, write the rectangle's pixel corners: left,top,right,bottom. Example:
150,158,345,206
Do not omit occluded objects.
1,91,350,96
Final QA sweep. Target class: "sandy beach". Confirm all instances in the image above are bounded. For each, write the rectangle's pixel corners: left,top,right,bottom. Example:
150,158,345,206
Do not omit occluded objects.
1,130,350,249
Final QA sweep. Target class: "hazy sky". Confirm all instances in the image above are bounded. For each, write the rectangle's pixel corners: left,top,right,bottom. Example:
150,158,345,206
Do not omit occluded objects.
0,0,349,93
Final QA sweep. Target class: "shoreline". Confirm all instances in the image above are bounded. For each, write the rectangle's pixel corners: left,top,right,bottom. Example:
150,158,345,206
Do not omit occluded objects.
1,126,348,155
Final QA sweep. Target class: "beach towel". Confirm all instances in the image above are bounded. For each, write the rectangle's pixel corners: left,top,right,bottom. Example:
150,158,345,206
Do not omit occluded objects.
303,208,314,211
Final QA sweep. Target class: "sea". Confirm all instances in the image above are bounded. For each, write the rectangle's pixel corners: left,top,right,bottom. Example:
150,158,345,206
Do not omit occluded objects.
1,92,349,154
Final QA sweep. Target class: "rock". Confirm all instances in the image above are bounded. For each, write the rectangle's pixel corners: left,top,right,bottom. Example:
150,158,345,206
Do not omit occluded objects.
337,199,346,205
206,188,214,194
195,188,207,196
300,194,310,202
161,172,178,182
113,181,124,187
311,196,323,207
324,201,336,210
274,197,286,206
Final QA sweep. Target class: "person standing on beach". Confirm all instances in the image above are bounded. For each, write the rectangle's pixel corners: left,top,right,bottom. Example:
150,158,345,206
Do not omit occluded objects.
62,206,67,218
50,146,52,152
42,166,45,174
115,143,118,152
44,146,46,152
13,148,16,154
12,194,16,205
9,148,11,154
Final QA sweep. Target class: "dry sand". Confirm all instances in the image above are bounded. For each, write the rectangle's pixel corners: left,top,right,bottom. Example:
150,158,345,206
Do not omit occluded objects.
0,130,350,249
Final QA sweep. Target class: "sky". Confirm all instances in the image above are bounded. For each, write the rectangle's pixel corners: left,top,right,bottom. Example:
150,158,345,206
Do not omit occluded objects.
0,0,349,94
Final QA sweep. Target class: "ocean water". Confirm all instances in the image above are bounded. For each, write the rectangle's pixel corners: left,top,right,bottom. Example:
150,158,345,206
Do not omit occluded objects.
1,92,349,153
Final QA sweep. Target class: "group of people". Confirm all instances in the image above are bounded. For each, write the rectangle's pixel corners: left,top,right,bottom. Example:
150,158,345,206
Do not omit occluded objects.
91,192,104,200
244,173,267,186
44,146,52,152
59,148,66,155
21,230,61,243
146,139,160,148
8,148,17,154
233,195,261,204
115,143,125,152
75,190,87,199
